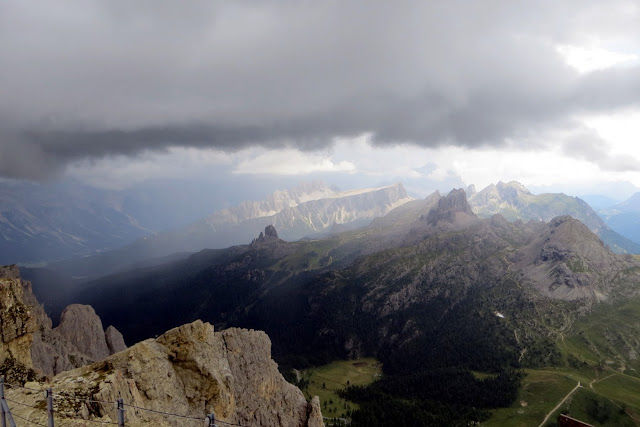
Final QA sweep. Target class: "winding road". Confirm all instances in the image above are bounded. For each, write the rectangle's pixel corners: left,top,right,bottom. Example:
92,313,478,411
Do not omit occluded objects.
538,382,582,427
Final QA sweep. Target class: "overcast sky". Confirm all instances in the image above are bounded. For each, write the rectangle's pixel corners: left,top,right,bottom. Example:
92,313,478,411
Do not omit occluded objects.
1,0,640,199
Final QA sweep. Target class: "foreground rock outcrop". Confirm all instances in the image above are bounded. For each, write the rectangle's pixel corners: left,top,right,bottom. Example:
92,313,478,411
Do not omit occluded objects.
7,321,323,426
0,266,323,426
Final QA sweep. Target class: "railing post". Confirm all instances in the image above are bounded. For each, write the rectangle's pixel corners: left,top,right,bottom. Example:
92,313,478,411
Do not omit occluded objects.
45,388,54,427
204,413,216,427
0,377,6,427
117,398,125,427
0,402,14,427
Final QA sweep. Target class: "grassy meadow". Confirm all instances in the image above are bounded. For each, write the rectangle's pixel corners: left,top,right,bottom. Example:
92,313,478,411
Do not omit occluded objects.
300,358,382,419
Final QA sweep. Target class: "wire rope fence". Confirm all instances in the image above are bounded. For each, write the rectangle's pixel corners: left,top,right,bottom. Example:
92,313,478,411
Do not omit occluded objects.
0,377,248,427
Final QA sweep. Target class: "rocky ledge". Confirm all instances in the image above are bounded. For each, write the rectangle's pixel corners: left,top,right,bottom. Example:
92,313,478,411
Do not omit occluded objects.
7,321,323,426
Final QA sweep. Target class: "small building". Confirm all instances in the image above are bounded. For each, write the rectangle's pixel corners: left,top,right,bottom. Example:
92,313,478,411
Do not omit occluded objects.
558,414,595,427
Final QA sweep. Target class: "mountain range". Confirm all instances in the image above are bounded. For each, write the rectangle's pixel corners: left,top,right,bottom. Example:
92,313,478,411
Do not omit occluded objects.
467,180,640,254
33,181,413,282
5,178,639,273
72,189,640,349
17,180,640,327
10,182,640,425
46,188,640,425
144,181,412,254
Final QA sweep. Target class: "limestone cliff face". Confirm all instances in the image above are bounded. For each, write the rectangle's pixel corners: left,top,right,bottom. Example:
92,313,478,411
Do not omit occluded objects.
426,188,475,225
104,325,127,354
30,302,129,376
0,266,127,376
0,265,36,370
7,321,323,427
56,304,111,360
0,266,323,426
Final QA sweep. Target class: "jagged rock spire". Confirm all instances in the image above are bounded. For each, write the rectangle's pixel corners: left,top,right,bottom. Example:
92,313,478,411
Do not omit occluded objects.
427,188,474,224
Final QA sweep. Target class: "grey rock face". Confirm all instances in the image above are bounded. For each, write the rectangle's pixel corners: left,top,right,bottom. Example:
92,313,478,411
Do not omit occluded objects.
265,224,279,239
30,328,93,377
0,268,37,370
104,325,127,354
0,266,127,376
30,304,128,376
307,396,324,427
55,304,110,361
426,188,475,225
514,215,633,300
0,265,21,280
0,267,97,377
7,321,324,427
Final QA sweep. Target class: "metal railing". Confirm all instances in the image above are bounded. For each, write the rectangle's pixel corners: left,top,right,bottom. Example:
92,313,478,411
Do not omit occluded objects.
0,377,246,427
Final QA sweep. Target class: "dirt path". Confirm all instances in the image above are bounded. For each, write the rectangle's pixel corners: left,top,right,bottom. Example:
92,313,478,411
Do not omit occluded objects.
587,373,640,423
538,382,582,427
590,373,616,389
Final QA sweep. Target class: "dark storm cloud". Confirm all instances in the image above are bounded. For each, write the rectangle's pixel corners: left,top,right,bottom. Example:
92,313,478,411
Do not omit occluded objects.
1,0,639,179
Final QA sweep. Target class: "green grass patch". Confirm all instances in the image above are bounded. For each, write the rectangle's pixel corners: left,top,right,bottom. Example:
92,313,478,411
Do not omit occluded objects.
301,358,382,419
592,373,640,412
484,367,640,426
273,239,340,272
560,334,601,366
564,297,640,375
483,368,591,427
561,387,636,426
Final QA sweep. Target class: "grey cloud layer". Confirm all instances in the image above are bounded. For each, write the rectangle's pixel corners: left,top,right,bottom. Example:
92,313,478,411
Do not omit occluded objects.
1,0,639,179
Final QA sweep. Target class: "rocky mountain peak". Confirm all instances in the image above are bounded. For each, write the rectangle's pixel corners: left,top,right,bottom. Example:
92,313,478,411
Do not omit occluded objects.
0,265,127,377
514,216,631,300
496,180,530,194
469,181,530,209
55,304,111,361
464,184,476,197
467,182,640,253
265,224,279,239
494,181,530,205
104,325,127,354
427,188,475,225
252,225,280,245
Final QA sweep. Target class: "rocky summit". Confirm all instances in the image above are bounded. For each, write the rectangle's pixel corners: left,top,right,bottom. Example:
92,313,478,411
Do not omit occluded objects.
426,188,476,226
514,215,636,300
0,266,323,427
0,265,127,378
